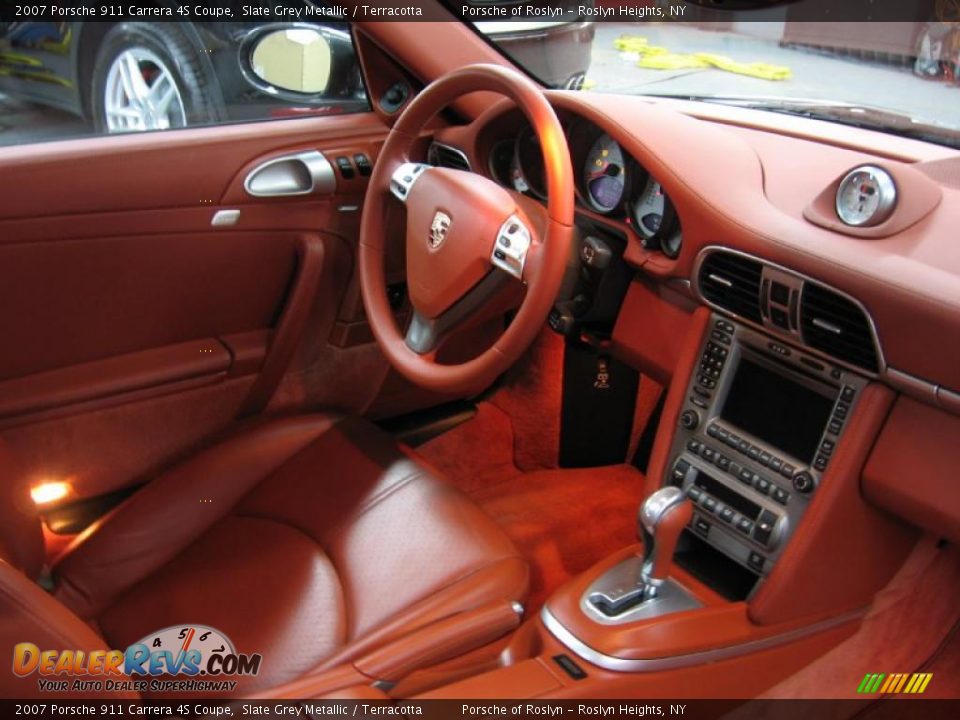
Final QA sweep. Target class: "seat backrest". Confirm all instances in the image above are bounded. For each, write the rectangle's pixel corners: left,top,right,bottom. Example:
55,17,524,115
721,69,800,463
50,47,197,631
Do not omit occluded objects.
0,438,44,579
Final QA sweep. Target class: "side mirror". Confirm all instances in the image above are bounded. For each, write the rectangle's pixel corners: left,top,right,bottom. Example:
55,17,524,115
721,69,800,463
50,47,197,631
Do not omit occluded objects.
249,27,332,95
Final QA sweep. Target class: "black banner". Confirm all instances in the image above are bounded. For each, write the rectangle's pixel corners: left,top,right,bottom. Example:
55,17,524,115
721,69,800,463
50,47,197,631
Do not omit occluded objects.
1,700,959,719
0,0,952,24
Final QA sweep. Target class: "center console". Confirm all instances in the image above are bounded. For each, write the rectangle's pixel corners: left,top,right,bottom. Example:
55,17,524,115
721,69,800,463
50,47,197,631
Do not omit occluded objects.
667,316,866,583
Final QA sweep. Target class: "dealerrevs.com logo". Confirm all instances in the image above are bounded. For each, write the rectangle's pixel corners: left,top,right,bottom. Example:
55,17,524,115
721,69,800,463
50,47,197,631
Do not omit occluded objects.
12,625,262,694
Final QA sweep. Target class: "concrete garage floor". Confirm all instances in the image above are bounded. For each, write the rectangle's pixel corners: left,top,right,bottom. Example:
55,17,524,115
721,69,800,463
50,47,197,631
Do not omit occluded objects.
0,92,92,147
0,22,958,148
586,23,960,133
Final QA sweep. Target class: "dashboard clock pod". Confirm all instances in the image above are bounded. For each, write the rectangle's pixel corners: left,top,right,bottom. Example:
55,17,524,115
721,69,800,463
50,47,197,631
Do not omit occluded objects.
835,165,897,227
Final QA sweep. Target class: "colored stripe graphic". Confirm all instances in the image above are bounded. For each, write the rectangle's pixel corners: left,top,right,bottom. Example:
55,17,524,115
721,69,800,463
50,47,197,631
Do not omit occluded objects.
857,672,933,694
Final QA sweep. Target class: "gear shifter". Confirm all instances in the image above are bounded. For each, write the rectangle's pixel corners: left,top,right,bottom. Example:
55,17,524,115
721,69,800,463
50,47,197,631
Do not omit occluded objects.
637,486,693,598
585,487,699,619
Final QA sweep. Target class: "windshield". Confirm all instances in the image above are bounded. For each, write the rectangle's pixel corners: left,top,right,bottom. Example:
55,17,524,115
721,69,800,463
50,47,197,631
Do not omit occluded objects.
470,1,960,147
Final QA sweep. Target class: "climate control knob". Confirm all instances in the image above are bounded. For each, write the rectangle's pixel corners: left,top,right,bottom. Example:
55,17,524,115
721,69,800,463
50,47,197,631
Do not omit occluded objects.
793,471,816,494
680,410,700,431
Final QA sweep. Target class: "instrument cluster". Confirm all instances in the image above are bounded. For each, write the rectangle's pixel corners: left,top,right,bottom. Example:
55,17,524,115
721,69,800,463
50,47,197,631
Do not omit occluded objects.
487,120,683,259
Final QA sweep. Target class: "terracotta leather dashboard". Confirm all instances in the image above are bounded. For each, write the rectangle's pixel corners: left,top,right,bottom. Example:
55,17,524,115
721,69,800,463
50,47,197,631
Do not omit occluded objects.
433,91,960,399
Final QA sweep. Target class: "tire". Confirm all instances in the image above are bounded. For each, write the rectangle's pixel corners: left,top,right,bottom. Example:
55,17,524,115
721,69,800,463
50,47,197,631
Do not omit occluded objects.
90,23,223,133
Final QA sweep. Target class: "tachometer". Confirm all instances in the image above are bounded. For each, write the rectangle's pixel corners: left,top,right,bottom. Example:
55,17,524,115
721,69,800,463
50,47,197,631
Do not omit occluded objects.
583,134,626,214
513,126,546,198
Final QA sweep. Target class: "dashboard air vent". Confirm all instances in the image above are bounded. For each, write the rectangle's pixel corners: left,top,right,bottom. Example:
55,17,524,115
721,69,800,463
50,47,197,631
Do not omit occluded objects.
427,143,471,171
698,251,764,323
800,284,879,373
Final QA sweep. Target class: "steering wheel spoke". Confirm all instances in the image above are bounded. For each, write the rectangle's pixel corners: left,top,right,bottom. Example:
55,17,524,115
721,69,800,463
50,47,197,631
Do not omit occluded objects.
390,162,429,203
405,310,440,356
405,270,512,355
491,214,533,280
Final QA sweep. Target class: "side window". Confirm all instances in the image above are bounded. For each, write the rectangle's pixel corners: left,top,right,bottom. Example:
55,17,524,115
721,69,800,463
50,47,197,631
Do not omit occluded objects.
0,20,367,147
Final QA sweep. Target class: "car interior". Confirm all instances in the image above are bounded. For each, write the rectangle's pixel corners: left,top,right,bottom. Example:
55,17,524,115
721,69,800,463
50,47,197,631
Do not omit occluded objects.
1,10,959,704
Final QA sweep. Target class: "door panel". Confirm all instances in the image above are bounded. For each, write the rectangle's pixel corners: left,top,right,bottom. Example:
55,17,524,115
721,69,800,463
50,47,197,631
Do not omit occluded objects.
0,113,390,506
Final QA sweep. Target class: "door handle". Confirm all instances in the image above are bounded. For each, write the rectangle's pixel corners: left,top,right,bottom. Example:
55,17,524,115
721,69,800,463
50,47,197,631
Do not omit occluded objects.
244,150,336,197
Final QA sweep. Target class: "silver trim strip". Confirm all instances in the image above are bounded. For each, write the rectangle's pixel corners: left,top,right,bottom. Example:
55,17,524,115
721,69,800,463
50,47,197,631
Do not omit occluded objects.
692,246,886,378
707,273,733,288
811,317,843,335
540,606,863,673
211,209,240,227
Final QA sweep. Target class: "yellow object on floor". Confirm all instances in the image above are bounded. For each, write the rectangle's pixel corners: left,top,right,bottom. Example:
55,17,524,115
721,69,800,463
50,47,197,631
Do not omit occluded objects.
615,34,792,81
639,53,710,71
694,53,792,81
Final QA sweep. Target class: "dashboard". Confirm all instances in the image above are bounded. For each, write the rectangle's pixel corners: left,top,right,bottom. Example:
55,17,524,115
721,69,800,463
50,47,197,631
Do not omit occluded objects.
432,91,960,407
483,112,683,259
430,88,960,553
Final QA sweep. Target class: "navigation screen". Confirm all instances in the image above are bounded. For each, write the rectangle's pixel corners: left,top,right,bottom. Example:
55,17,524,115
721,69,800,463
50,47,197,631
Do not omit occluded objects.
720,358,836,464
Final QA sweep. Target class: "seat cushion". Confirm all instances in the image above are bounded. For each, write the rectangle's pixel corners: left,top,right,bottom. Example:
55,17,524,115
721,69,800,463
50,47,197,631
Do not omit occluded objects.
52,415,528,696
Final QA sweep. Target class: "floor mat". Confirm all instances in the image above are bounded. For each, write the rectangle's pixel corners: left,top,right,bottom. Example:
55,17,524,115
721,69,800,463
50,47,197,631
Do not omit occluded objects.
470,463,644,612
420,400,645,611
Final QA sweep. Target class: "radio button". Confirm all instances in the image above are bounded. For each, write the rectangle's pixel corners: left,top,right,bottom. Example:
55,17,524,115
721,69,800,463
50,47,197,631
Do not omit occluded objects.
793,471,816,494
772,487,790,505
680,410,700,430
780,463,796,479
747,551,766,573
759,451,773,467
828,420,843,435
737,439,751,454
747,446,762,462
820,439,835,455
753,510,778,545
725,434,741,449
707,424,720,438
754,477,771,495
687,487,703,502
738,468,754,485
769,457,783,473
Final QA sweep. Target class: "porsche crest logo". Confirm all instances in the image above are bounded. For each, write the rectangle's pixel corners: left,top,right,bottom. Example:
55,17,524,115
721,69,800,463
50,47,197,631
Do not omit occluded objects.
429,211,451,249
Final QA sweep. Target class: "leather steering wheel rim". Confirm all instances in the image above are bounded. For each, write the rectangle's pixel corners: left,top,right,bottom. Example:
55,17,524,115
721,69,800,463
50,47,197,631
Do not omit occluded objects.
359,64,575,395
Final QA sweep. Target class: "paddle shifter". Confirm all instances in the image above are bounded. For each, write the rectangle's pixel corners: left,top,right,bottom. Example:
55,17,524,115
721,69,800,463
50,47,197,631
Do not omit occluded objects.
638,486,693,598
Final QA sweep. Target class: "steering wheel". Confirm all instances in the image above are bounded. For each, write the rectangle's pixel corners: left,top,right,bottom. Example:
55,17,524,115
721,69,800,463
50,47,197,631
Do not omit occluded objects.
359,64,575,395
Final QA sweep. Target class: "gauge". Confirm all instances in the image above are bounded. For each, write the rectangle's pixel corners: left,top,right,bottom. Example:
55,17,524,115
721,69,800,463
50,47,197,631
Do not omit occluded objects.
630,174,682,259
835,165,897,227
632,174,666,238
513,126,546,198
583,134,626,213
489,139,515,187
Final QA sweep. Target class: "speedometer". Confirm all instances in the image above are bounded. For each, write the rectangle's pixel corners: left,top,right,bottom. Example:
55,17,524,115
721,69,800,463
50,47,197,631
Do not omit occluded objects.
583,134,626,214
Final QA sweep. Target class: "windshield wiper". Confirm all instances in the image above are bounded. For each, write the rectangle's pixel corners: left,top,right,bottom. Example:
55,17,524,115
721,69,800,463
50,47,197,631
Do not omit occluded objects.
648,93,960,149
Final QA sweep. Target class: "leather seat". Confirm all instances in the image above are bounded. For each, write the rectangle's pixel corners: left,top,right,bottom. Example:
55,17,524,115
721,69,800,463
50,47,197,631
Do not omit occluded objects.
0,415,528,698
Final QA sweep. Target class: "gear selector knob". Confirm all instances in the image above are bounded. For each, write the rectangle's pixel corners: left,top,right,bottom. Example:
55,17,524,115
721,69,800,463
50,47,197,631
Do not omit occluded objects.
638,486,693,592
